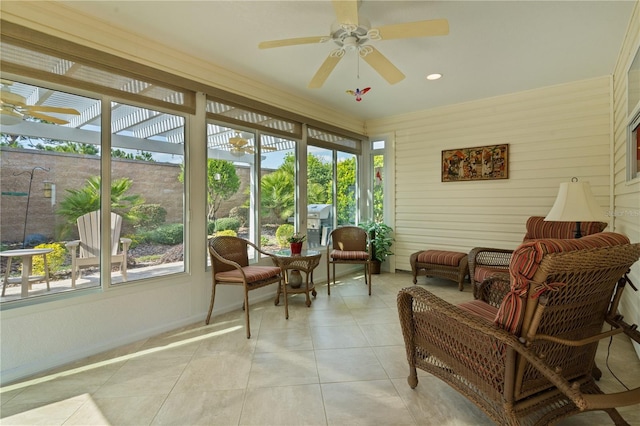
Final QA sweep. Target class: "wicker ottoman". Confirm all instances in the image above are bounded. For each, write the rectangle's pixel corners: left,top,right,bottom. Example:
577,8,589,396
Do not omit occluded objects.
410,250,469,291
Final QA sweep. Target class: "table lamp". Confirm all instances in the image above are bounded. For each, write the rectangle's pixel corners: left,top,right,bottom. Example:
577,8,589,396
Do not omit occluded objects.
544,177,607,238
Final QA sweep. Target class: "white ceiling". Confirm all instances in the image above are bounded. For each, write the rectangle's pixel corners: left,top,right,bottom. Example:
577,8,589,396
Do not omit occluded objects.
59,1,635,121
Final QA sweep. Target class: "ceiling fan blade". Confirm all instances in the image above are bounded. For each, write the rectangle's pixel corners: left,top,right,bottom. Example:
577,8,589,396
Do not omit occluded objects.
375,19,449,40
230,138,248,147
332,0,359,26
0,91,27,106
361,47,405,85
27,111,70,125
308,52,343,89
259,36,326,49
24,105,80,115
262,146,277,151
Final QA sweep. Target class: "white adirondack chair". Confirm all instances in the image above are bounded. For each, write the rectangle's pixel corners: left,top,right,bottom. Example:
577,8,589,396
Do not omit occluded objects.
65,211,131,287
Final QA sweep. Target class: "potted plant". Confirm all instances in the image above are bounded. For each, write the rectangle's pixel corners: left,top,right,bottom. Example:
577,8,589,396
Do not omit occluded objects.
287,233,306,255
359,221,394,274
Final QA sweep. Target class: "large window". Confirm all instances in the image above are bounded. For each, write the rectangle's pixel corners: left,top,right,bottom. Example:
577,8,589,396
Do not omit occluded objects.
307,146,334,247
371,140,386,223
0,28,368,305
206,123,300,256
305,145,360,247
206,124,254,246
336,151,357,226
110,102,185,285
259,134,296,252
0,80,187,303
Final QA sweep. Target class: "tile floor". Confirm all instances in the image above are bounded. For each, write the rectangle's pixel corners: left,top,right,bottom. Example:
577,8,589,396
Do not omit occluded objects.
1,271,638,425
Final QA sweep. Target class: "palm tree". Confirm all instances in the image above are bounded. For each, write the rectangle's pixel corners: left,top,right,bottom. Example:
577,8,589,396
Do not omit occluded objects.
57,176,144,237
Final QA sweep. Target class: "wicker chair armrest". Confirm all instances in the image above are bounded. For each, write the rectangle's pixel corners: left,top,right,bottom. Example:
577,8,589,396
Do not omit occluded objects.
469,247,514,267
476,272,512,308
468,247,513,291
398,285,516,340
245,240,279,262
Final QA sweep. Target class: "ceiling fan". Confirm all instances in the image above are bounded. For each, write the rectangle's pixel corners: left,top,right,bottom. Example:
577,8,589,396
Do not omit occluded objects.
258,0,449,88
0,80,80,125
226,131,278,156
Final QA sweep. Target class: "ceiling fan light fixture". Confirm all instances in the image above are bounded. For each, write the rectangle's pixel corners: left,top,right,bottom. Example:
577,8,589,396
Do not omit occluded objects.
230,148,245,157
426,73,443,80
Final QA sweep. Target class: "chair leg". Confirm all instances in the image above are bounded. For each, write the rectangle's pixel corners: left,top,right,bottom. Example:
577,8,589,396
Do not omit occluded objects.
327,260,331,295
244,291,251,339
121,257,128,282
205,282,217,325
283,280,289,320
43,253,50,291
604,408,630,425
70,268,77,289
2,257,12,297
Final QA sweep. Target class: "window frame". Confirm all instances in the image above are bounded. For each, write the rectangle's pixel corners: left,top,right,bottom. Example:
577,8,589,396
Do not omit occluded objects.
627,41,640,182
0,75,190,308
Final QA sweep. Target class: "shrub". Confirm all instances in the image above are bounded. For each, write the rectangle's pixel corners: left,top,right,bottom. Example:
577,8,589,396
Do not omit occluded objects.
146,223,184,245
32,243,67,275
207,221,216,235
260,235,269,246
229,206,248,227
129,204,167,230
215,229,237,237
215,217,240,232
24,234,48,248
275,224,294,247
122,233,147,250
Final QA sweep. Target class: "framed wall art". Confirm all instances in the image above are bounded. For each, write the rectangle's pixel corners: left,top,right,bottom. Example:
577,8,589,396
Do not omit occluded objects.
442,144,509,182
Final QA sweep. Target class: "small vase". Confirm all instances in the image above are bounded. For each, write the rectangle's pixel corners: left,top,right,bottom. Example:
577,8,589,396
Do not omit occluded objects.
290,242,303,255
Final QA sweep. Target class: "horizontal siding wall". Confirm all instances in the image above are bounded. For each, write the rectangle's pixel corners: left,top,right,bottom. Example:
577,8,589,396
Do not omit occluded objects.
612,1,640,356
367,77,613,272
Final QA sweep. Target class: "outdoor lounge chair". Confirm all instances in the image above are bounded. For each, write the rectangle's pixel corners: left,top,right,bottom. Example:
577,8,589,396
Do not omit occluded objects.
65,211,131,287
398,232,640,425
468,216,607,298
206,236,283,338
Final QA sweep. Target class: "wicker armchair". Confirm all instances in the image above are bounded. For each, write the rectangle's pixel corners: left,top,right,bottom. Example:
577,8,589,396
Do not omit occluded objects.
327,226,372,296
468,216,607,298
398,233,640,426
206,236,283,338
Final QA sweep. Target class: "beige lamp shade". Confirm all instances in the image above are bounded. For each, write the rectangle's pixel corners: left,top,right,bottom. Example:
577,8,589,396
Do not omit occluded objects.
544,180,607,223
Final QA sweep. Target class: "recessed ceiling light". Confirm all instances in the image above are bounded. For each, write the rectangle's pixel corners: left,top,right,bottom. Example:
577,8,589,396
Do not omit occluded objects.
426,73,442,81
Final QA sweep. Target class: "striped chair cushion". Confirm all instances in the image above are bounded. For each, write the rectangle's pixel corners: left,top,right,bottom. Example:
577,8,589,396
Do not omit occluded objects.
522,216,607,242
459,300,498,323
416,250,466,267
215,265,281,283
474,266,509,284
330,250,369,260
495,232,630,334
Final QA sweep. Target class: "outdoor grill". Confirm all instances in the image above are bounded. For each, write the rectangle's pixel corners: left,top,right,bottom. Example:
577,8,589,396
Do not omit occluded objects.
307,204,332,247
